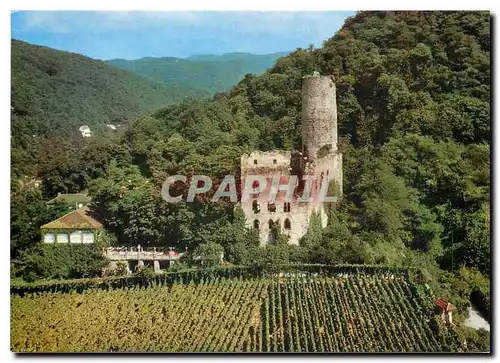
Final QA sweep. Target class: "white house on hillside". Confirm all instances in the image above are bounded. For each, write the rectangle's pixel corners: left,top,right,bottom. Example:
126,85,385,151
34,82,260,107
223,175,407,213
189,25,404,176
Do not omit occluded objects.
79,125,92,137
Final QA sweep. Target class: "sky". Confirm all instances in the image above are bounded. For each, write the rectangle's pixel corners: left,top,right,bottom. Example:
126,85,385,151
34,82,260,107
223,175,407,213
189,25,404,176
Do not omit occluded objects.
11,11,355,60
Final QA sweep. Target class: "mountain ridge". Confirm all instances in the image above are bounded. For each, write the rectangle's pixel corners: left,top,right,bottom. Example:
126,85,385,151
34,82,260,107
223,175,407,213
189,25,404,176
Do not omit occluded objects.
106,51,290,95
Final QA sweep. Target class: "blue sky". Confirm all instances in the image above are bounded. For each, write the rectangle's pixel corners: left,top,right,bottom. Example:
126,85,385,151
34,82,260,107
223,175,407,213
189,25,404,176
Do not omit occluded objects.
11,11,355,60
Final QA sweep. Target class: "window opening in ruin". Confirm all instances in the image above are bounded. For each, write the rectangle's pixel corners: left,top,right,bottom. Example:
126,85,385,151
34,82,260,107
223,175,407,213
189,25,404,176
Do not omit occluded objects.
284,202,291,212
273,159,277,165
253,220,260,230
252,200,261,213
284,218,291,230
254,159,258,165
268,202,276,212
268,220,278,244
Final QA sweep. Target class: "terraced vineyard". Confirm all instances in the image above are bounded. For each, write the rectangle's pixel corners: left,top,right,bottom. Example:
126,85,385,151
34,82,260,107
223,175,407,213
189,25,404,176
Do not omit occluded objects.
11,273,461,352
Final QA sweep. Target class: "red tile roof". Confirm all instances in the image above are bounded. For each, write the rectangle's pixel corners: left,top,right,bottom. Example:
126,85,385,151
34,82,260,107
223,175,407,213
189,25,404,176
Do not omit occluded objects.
436,298,456,311
41,206,103,230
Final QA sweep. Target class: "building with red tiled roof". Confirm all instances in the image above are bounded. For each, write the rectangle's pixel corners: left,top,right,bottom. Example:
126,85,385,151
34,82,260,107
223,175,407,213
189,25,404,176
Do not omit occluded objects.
435,298,456,312
40,206,103,244
435,298,457,326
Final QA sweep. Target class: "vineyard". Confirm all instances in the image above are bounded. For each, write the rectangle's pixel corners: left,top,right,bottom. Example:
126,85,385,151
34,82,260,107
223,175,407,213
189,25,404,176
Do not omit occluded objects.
11,269,463,352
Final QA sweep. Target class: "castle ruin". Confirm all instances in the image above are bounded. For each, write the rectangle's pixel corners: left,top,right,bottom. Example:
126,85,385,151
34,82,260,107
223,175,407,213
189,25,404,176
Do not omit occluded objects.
240,75,343,245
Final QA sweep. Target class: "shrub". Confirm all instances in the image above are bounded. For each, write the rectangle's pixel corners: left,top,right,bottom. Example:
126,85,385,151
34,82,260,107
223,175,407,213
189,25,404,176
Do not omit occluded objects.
18,244,108,281
134,265,156,277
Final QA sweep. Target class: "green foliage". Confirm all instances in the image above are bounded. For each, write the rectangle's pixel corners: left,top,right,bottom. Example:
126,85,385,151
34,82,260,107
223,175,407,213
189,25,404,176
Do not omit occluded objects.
192,242,224,267
88,160,241,251
104,11,489,312
134,265,156,277
16,244,108,282
462,327,490,352
11,39,202,178
455,266,490,322
315,215,370,265
96,231,118,249
11,270,462,352
109,262,129,277
256,242,291,273
10,184,69,258
120,11,489,278
10,12,490,333
11,39,201,139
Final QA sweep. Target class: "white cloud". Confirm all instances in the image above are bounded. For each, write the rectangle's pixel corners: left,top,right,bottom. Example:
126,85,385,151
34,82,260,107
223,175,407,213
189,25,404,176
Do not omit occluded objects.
16,11,208,33
22,12,73,33
15,10,351,37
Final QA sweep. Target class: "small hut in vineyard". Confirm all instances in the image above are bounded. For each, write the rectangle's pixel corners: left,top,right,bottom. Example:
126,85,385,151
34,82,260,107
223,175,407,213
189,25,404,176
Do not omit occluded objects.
436,298,457,326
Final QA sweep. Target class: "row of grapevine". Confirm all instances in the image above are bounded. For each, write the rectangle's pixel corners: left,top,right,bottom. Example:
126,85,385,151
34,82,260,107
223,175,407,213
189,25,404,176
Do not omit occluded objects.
259,277,462,352
11,274,462,352
11,264,421,296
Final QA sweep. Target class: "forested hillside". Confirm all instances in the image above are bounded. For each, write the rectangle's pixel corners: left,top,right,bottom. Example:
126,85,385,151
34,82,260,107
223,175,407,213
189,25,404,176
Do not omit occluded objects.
109,10,490,271
11,39,207,176
12,11,490,334
106,51,289,95
96,11,489,319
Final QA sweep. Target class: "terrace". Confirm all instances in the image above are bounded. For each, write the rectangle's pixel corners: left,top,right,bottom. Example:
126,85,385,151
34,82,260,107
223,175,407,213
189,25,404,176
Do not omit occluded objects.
104,247,182,261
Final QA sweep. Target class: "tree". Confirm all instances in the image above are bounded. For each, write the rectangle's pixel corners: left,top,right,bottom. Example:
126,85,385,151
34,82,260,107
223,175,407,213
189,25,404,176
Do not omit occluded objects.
192,242,224,267
10,183,69,258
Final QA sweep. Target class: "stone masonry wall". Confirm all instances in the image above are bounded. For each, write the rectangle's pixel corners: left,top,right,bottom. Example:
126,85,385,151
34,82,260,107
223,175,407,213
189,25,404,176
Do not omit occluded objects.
240,75,342,246
301,75,338,159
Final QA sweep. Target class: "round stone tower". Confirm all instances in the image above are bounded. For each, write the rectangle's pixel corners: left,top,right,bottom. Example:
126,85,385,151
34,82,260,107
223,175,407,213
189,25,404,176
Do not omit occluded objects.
301,75,338,159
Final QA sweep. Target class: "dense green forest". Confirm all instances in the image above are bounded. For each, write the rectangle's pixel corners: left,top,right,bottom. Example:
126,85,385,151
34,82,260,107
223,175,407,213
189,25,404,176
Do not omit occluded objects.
107,51,289,95
11,40,207,176
11,11,490,333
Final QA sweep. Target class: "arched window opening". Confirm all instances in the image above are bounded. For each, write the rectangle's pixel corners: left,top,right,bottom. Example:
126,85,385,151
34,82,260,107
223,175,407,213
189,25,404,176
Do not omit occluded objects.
253,220,260,230
268,219,277,244
284,218,291,230
268,202,276,212
252,200,261,213
273,159,277,165
284,202,291,212
254,159,258,165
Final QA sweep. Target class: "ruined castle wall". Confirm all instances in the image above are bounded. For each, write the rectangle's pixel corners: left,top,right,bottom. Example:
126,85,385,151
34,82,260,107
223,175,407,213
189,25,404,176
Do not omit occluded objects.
242,200,309,246
303,153,343,200
241,151,291,170
240,151,311,245
301,75,338,159
240,75,342,246
240,150,294,206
